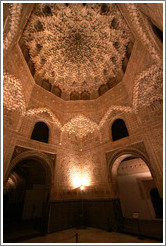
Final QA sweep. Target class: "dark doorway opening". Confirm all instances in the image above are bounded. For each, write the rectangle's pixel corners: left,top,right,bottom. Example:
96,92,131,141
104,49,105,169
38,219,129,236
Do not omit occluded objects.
3,158,51,242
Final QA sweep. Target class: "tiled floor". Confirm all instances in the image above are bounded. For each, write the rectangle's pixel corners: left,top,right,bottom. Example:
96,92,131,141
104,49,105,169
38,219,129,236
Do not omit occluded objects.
19,227,162,244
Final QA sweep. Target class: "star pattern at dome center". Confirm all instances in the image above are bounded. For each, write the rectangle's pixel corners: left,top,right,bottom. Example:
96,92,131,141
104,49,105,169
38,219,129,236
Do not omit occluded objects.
23,3,133,98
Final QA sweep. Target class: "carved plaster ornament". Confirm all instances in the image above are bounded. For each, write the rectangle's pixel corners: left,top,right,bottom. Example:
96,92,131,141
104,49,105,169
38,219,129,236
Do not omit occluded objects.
3,3,23,51
3,72,26,113
3,63,162,142
27,61,162,139
23,3,132,97
62,114,99,139
125,3,162,65
133,65,163,111
60,114,102,149
99,105,132,128
26,107,62,129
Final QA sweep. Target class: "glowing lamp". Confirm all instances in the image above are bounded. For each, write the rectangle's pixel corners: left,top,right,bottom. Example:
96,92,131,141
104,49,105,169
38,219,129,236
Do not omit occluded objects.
71,168,91,188
80,185,84,191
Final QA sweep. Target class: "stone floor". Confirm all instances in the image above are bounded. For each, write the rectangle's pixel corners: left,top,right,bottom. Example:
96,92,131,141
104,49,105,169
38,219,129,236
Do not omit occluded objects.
19,227,162,244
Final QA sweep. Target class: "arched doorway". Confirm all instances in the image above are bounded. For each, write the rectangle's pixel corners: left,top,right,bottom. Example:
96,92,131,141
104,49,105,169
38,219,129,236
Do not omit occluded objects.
4,155,52,242
110,153,161,221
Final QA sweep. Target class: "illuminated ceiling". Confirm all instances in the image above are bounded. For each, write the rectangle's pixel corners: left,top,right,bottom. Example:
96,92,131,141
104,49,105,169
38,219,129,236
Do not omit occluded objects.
3,3,163,144
22,3,133,100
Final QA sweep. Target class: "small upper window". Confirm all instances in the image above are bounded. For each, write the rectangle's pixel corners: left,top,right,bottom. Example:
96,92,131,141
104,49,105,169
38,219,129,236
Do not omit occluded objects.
31,122,49,143
112,119,129,141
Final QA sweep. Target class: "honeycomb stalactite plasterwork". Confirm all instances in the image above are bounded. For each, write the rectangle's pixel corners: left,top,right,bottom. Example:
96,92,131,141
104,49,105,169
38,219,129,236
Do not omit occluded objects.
23,3,132,96
3,71,133,138
3,62,162,142
125,3,162,65
3,72,26,113
3,3,23,51
99,105,132,128
133,65,163,111
62,114,100,140
26,107,62,129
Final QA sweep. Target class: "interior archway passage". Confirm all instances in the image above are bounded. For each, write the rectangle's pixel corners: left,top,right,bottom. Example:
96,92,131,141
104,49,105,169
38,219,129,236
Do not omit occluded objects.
116,156,160,220
3,158,51,241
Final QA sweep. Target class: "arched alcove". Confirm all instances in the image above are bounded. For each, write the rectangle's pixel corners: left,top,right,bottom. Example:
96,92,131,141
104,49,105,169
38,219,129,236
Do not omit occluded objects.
4,158,51,220
109,152,160,221
111,119,129,141
4,153,52,240
31,121,49,143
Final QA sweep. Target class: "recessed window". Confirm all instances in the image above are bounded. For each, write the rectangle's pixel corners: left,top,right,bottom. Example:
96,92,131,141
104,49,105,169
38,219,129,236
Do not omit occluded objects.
31,122,49,143
112,119,129,141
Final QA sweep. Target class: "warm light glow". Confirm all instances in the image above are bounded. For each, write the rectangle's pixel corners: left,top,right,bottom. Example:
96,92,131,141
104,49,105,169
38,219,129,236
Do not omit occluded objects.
7,177,16,188
72,174,82,188
71,169,91,188
8,177,15,186
82,173,90,186
80,185,84,191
